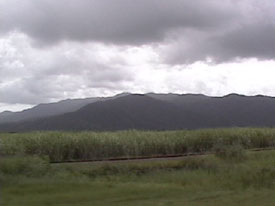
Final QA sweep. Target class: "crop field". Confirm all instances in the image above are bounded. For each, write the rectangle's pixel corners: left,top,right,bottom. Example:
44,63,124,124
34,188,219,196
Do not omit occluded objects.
1,128,275,161
1,128,275,205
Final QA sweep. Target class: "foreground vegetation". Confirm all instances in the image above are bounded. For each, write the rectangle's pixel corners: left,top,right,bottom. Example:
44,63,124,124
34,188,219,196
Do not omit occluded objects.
1,128,275,161
1,128,275,205
1,149,275,205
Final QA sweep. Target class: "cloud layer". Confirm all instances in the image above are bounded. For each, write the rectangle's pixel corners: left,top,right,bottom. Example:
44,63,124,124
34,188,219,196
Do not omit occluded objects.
0,33,136,105
1,0,274,63
1,0,234,45
1,0,275,111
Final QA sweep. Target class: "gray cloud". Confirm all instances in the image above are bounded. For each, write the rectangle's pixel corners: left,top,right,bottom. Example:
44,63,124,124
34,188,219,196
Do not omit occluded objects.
0,34,134,105
218,23,275,61
161,22,275,64
1,0,236,46
1,0,274,63
1,0,275,111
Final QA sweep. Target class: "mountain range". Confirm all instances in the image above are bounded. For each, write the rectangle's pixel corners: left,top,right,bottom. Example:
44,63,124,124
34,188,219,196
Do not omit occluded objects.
1,93,275,132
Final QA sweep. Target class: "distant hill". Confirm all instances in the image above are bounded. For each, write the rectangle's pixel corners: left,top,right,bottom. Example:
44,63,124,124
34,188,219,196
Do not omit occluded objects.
1,93,275,132
0,93,129,124
148,93,275,128
0,97,102,124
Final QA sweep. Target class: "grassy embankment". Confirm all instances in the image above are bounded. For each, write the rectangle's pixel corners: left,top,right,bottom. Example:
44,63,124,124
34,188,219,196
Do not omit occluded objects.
1,128,275,205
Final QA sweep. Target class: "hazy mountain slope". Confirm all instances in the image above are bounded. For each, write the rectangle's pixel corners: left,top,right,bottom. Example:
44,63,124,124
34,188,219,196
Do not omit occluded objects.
1,93,275,132
0,94,187,131
154,93,275,127
0,97,102,124
0,111,13,118
146,93,210,106
0,93,130,124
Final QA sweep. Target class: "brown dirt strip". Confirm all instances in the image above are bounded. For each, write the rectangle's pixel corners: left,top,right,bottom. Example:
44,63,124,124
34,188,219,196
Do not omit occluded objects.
50,147,275,164
50,152,210,164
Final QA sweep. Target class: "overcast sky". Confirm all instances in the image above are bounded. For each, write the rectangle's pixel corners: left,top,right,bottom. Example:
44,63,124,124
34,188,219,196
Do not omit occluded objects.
1,0,275,112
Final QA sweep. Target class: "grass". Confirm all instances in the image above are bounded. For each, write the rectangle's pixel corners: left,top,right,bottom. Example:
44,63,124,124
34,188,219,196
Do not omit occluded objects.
2,128,275,205
4,182,275,206
1,128,275,161
1,150,275,205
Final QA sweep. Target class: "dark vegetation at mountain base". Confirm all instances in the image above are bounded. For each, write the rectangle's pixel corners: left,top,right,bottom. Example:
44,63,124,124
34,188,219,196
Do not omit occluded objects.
1,93,275,132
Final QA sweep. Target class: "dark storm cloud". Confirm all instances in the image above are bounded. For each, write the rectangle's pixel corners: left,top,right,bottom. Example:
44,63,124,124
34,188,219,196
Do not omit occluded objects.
161,0,275,63
162,22,275,64
218,24,275,61
1,0,236,45
1,0,274,63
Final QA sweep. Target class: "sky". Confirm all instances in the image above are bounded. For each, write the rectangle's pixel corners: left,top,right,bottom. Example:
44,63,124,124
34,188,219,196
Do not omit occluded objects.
0,0,275,112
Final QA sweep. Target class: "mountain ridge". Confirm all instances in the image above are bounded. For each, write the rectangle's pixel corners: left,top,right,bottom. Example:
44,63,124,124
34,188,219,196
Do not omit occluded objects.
1,93,275,132
0,93,130,124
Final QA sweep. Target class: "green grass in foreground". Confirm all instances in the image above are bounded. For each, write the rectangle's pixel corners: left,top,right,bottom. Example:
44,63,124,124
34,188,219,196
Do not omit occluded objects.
1,149,275,206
